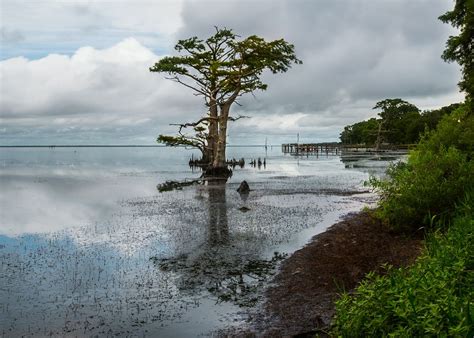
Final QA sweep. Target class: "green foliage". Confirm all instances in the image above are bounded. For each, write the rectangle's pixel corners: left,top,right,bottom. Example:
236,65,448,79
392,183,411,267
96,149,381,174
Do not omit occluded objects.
418,105,474,157
439,0,474,102
370,147,473,230
371,105,474,230
340,118,379,145
332,197,474,337
151,27,301,168
340,98,424,145
374,98,420,121
420,103,461,131
157,121,209,152
157,134,198,148
373,98,422,145
150,27,302,100
333,105,474,336
331,6,474,333
340,101,462,146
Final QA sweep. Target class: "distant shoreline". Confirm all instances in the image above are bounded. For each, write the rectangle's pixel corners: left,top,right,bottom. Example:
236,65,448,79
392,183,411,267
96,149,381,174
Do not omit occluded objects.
0,144,270,148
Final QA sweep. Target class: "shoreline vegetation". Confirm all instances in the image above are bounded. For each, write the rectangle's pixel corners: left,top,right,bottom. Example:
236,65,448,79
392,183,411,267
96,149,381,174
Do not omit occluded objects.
331,102,473,336
247,3,474,335
248,102,473,336
240,103,473,336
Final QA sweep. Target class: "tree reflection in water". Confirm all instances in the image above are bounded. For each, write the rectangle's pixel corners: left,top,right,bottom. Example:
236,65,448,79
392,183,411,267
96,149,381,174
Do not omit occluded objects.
208,181,229,246
151,180,286,307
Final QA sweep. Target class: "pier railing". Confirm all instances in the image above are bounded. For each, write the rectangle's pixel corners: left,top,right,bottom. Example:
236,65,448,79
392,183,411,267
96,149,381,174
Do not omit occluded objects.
281,143,415,155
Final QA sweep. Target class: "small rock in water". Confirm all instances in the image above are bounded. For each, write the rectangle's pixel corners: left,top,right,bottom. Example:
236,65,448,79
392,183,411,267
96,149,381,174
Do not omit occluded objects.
237,180,250,193
239,206,251,212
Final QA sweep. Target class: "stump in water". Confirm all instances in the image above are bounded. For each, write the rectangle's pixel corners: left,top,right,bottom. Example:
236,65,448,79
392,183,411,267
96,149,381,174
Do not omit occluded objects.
237,180,250,194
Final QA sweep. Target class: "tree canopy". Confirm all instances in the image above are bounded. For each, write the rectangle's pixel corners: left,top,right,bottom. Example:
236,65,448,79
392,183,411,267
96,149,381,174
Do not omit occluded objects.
373,99,419,121
439,0,474,105
340,99,460,146
150,27,301,175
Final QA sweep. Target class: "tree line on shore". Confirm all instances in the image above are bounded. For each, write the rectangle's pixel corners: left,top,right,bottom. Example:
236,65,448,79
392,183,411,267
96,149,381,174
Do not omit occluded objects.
333,97,474,338
340,99,461,147
333,0,473,335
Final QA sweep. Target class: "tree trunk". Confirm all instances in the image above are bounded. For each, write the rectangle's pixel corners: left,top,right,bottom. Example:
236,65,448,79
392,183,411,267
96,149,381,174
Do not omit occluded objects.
213,103,230,168
201,147,211,164
207,96,219,166
375,120,383,151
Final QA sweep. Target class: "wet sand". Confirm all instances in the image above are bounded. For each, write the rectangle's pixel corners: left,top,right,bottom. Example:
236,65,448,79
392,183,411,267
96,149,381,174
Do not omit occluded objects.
241,211,423,337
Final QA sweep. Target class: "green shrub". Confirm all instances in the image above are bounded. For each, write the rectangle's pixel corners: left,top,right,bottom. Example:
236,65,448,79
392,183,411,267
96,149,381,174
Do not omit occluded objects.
332,195,474,337
371,105,474,231
418,105,474,157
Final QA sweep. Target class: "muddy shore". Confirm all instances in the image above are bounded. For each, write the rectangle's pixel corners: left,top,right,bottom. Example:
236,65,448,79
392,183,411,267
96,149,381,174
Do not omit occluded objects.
239,211,423,337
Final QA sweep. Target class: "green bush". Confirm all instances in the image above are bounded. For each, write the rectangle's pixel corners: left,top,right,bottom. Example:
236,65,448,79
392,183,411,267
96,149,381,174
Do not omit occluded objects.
332,195,474,337
333,104,474,335
371,105,474,231
418,105,474,156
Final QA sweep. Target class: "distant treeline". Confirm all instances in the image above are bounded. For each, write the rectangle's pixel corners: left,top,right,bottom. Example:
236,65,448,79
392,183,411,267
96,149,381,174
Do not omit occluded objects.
340,98,460,146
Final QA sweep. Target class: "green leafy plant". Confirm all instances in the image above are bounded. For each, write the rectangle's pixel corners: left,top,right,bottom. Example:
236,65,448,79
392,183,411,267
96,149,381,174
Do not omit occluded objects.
370,105,474,231
332,194,474,337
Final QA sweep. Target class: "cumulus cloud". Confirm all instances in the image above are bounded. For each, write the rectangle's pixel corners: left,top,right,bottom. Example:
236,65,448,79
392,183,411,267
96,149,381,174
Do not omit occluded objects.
0,0,184,59
0,38,204,144
173,0,464,143
0,0,466,145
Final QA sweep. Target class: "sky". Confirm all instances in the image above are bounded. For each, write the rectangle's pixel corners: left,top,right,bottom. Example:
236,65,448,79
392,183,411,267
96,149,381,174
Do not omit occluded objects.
0,0,465,145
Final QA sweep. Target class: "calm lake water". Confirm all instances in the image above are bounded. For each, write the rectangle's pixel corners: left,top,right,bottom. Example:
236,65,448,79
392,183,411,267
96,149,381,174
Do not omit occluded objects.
0,146,398,336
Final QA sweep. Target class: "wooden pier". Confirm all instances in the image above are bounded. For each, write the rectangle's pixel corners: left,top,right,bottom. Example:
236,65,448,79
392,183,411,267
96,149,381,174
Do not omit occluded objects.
281,143,341,155
281,143,414,155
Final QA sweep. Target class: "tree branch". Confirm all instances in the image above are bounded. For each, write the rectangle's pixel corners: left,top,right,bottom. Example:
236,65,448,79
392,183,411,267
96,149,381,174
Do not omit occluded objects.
228,115,250,121
165,76,209,97
170,116,217,133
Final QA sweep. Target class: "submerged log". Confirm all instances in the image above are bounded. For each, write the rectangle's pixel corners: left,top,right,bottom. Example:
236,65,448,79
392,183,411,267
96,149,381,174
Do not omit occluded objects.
157,179,202,192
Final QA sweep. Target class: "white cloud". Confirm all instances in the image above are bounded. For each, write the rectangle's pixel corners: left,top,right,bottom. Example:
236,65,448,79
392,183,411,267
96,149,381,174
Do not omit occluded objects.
0,38,203,143
0,0,466,145
240,113,308,132
0,0,184,58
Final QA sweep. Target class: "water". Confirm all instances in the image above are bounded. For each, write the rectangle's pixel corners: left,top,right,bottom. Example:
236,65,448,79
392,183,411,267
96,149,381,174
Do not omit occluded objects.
0,146,397,336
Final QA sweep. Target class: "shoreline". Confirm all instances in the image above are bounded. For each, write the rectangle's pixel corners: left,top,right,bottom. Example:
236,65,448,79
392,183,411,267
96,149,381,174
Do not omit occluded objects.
243,210,423,336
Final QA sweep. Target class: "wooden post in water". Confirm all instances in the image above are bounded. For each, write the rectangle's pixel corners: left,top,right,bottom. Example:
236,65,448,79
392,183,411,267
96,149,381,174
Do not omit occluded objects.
296,133,299,155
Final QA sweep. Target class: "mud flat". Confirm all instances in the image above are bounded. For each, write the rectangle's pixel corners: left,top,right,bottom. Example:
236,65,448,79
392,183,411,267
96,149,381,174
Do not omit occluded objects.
240,211,423,337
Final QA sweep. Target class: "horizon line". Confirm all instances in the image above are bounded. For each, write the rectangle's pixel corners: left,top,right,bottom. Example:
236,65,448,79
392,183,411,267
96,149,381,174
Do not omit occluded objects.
0,144,275,148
